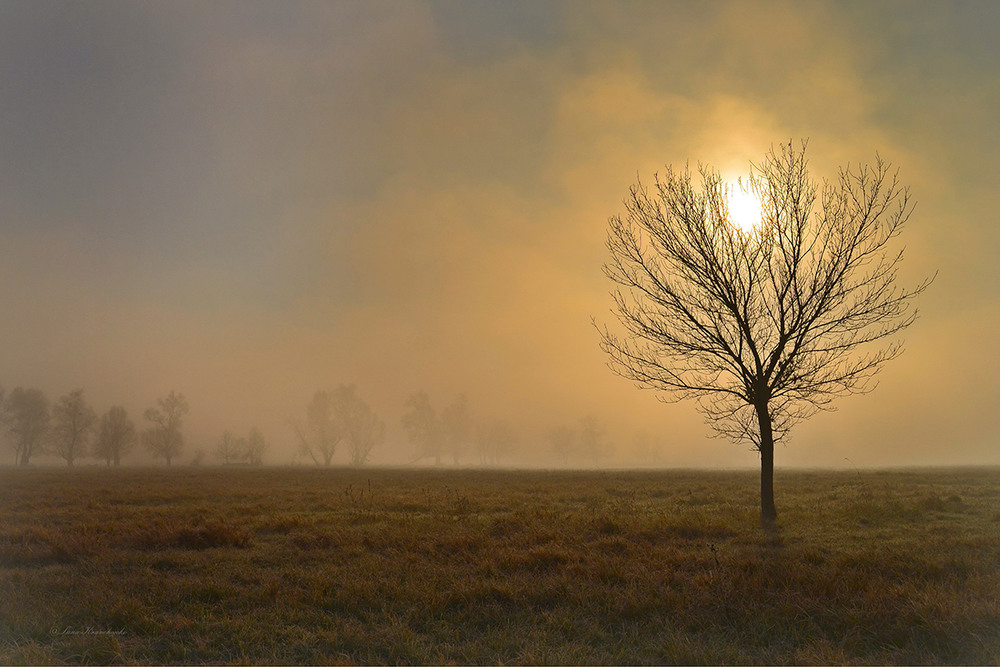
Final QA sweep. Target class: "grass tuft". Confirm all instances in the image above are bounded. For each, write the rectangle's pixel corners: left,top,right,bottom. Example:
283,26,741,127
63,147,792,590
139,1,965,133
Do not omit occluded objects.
134,521,252,551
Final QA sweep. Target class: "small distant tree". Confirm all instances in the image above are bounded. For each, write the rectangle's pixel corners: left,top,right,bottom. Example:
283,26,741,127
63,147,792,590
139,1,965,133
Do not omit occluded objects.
292,390,345,466
5,387,50,466
547,425,578,466
441,394,472,465
214,430,243,465
142,391,188,465
93,406,136,467
234,436,249,462
600,142,931,524
401,391,441,465
476,419,517,466
245,427,268,466
50,389,97,467
344,393,384,467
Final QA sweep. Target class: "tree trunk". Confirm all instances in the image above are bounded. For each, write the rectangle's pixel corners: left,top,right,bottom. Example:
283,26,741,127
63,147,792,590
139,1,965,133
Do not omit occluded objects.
755,401,778,526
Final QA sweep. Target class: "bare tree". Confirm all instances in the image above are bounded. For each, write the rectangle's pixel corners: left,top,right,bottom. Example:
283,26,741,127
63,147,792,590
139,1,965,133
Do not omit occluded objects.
441,394,472,465
344,392,384,466
401,391,441,465
5,387,49,466
142,391,189,466
93,405,136,467
51,389,96,467
476,419,517,466
600,142,930,525
292,390,345,466
245,427,268,466
214,430,242,465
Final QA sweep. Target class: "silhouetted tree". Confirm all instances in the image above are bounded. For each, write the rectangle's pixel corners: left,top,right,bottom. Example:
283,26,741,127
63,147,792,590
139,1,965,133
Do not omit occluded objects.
142,391,188,465
93,406,136,467
292,389,346,466
441,394,472,465
245,427,268,466
5,387,49,466
214,430,242,465
51,389,96,467
401,391,441,465
600,142,930,524
547,425,577,466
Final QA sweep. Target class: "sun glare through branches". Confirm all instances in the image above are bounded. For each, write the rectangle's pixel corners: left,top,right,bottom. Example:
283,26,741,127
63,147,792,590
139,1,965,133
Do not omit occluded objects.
727,179,763,233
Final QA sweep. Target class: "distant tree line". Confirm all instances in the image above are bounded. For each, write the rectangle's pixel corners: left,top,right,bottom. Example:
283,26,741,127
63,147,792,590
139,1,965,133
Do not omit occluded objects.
1,382,657,469
398,391,525,466
291,388,526,467
0,386,272,468
292,385,385,467
401,392,470,465
546,415,607,466
213,427,269,466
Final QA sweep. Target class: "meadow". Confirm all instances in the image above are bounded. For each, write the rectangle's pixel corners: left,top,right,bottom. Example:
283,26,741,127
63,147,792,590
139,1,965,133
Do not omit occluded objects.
0,465,998,665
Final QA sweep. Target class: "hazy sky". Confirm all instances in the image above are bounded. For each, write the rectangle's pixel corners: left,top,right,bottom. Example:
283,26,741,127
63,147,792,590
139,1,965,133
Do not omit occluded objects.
1,0,998,467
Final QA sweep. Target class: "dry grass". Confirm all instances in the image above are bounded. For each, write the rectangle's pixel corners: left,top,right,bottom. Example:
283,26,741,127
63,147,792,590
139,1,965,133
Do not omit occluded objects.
0,466,998,664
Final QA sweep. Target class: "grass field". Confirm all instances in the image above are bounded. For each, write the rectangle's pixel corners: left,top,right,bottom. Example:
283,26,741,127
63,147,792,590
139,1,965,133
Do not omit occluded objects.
1,466,998,665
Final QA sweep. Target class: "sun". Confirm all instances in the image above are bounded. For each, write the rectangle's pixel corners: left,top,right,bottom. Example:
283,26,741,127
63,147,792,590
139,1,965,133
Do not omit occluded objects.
727,180,763,233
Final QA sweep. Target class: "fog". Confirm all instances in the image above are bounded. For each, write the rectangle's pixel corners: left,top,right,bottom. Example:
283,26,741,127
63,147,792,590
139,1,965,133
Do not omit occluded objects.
1,1,998,468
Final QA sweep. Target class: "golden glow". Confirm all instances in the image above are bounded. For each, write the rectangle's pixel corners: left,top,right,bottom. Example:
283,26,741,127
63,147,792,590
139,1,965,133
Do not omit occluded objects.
727,181,763,233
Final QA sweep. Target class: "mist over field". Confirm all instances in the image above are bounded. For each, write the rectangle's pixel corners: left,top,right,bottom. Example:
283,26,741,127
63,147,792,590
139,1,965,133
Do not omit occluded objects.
5,5,1000,664
1,1,999,469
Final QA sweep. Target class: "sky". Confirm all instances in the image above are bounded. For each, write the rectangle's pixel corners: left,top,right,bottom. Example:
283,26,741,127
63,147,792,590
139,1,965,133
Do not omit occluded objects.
1,0,998,467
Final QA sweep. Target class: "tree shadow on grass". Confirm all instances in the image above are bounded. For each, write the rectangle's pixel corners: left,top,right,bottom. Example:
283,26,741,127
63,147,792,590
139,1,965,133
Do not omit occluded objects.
760,522,784,551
